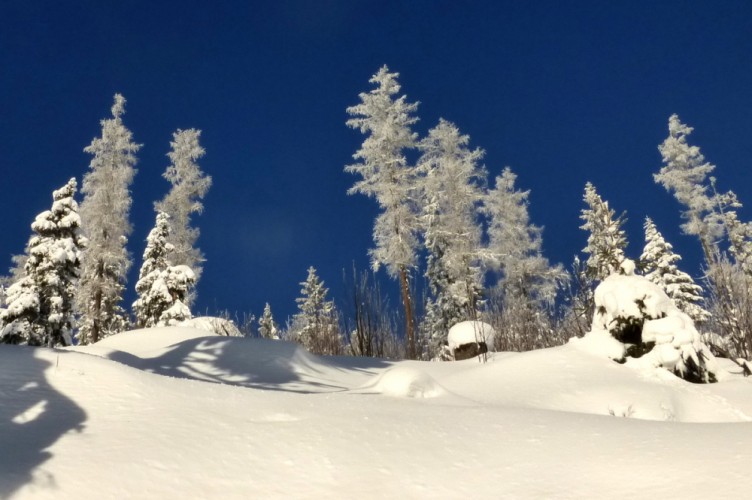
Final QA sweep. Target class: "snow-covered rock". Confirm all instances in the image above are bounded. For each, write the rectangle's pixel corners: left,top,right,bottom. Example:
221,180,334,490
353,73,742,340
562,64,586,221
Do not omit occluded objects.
448,321,496,352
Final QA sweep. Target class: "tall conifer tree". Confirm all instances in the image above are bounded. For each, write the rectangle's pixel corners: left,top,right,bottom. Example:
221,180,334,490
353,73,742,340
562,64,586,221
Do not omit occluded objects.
76,94,140,344
155,129,211,293
346,65,421,358
1,178,86,346
416,119,487,356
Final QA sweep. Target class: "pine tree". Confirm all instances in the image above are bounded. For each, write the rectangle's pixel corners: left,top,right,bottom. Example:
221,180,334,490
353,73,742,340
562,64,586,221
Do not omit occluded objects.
640,217,709,323
416,119,487,357
76,94,140,344
655,114,721,259
483,168,566,350
258,302,279,339
1,178,86,346
133,212,196,328
579,182,627,281
154,129,211,293
654,115,752,360
346,65,421,358
133,212,174,328
292,267,341,355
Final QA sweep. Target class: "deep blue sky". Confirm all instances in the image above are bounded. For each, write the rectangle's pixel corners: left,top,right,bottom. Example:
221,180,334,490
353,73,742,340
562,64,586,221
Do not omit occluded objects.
2,1,752,326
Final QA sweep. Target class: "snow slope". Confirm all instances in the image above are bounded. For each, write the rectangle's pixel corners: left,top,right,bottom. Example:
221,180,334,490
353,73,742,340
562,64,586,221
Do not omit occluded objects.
2,327,752,499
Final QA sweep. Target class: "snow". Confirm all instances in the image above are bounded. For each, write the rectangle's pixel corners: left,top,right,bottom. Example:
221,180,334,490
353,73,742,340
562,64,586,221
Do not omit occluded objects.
2,326,752,498
447,320,496,351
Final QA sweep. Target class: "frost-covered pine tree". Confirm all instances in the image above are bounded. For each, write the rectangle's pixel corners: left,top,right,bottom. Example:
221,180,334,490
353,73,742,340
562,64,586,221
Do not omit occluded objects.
154,129,211,293
258,303,279,339
416,119,488,357
291,267,341,355
346,65,421,358
483,167,566,350
133,212,196,328
580,182,627,281
76,94,140,344
0,178,86,346
654,115,752,359
640,217,710,323
655,114,721,259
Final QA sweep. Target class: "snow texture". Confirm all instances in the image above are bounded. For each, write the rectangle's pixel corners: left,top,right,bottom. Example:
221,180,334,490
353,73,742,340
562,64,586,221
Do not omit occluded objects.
2,326,752,499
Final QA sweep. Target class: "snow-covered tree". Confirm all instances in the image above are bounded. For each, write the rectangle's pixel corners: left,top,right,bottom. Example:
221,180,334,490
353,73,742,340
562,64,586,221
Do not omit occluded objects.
1,178,86,346
154,129,211,293
291,267,341,355
640,217,709,323
416,119,488,357
346,65,421,358
655,114,721,259
258,302,279,340
76,94,140,344
580,182,627,281
133,212,196,328
483,167,566,351
134,212,174,327
654,115,752,360
589,261,719,383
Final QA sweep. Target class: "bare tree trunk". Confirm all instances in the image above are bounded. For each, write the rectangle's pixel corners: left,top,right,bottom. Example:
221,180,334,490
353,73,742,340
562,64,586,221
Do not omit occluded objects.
90,259,105,344
399,265,416,359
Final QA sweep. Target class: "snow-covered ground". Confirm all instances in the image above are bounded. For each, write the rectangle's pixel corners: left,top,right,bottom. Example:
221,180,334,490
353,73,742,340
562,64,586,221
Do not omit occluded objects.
2,327,752,499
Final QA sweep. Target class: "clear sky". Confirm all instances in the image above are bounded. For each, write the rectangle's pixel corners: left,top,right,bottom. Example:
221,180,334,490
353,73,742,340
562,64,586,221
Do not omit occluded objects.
2,1,751,326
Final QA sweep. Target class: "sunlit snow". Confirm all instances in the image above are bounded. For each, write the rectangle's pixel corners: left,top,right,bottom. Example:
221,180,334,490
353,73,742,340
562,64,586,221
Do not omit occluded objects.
2,327,752,498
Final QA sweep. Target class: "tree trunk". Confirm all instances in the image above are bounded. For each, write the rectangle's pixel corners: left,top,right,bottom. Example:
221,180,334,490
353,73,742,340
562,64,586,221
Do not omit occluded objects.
89,259,105,344
399,265,416,359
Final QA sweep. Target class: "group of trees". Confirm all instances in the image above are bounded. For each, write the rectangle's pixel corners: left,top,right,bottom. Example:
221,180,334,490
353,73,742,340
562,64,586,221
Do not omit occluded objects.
4,73,751,368
345,66,566,360
341,66,752,363
0,94,212,347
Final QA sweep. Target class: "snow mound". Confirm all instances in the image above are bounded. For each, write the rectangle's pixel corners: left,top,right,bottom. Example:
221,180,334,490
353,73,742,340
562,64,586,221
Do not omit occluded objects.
361,366,447,398
448,320,496,351
73,327,379,393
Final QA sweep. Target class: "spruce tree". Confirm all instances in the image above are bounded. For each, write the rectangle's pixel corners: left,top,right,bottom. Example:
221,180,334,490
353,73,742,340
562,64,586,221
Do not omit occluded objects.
579,182,627,281
258,302,279,339
133,212,196,328
155,129,211,293
654,115,752,359
292,267,341,355
76,94,140,344
640,217,709,323
483,168,566,350
1,178,86,346
655,114,720,259
416,119,487,357
133,212,174,328
346,65,421,358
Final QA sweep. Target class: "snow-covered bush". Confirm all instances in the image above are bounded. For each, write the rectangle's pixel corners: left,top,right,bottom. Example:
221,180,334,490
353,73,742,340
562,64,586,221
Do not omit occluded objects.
181,316,243,337
588,261,718,383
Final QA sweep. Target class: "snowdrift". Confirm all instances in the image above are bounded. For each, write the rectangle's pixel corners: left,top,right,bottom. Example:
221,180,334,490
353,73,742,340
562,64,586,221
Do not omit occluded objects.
2,326,752,499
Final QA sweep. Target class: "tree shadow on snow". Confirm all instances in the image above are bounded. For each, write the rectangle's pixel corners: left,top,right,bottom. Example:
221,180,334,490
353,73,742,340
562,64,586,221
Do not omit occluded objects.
0,346,86,498
105,337,394,394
